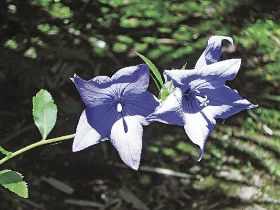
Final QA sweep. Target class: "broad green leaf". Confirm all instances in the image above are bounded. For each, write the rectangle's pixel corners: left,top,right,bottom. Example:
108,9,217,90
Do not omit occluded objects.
136,52,164,90
33,89,57,140
0,146,12,158
0,170,28,198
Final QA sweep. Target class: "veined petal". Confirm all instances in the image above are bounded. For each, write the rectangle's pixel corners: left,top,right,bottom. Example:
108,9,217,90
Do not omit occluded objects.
183,112,215,161
111,64,150,94
195,36,233,68
125,92,160,122
72,74,114,107
72,111,101,152
201,86,258,120
110,116,143,170
182,97,216,160
164,59,241,91
85,104,119,138
147,88,184,126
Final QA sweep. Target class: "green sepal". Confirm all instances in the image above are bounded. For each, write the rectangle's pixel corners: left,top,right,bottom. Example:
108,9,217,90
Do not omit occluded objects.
159,81,173,101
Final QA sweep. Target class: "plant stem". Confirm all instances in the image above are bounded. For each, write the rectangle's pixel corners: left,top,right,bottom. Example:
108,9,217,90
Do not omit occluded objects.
0,134,75,165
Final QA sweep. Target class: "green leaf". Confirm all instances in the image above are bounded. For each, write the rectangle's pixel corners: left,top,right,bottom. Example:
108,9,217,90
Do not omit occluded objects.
136,52,164,90
0,170,28,198
159,81,173,101
150,73,161,90
32,89,57,140
0,146,12,158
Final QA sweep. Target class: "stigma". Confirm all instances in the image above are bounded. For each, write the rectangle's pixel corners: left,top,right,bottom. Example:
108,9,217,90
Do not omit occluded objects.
196,95,209,107
117,103,123,112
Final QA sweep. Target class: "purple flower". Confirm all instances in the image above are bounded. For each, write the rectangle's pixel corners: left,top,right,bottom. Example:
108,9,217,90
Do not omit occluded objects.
148,59,257,160
72,64,159,170
195,35,233,68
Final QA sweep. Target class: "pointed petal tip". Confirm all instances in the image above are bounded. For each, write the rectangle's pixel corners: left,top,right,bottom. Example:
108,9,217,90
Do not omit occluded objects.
197,147,204,162
72,141,91,152
231,58,241,66
137,63,150,74
72,137,87,152
248,103,258,109
131,163,140,170
70,74,78,82
219,58,241,74
72,144,82,152
123,159,140,170
138,63,148,68
71,74,80,83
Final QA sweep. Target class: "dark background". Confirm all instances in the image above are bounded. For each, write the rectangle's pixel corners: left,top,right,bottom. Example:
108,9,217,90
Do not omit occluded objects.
0,0,279,209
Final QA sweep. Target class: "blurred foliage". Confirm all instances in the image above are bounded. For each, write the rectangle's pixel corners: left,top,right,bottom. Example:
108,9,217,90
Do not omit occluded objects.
1,0,278,89
236,19,280,82
0,0,279,209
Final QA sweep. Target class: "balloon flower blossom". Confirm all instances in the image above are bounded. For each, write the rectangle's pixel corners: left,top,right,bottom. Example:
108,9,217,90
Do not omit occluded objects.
148,36,257,160
72,64,159,169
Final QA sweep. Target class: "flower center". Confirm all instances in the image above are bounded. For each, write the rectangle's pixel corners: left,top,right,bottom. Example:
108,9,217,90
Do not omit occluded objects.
185,89,209,107
195,95,209,107
117,103,123,112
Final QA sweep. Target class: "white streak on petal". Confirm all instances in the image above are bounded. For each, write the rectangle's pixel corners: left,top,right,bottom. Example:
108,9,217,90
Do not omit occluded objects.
72,111,101,152
183,111,215,161
110,116,143,170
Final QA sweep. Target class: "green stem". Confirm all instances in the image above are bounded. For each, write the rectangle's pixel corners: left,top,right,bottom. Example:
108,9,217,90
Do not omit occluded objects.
0,134,75,165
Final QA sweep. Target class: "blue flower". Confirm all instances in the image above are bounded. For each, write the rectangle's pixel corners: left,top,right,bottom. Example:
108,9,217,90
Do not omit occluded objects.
72,64,159,170
148,59,257,160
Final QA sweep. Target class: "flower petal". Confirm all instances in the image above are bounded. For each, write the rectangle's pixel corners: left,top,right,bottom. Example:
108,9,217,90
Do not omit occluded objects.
201,86,258,120
183,112,215,161
164,59,241,90
195,35,233,68
125,92,160,122
72,111,101,152
147,88,184,126
182,98,216,161
72,74,114,107
110,116,143,170
85,104,119,138
111,64,150,94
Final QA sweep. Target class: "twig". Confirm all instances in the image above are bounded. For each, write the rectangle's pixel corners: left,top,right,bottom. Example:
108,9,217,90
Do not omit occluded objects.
0,134,75,165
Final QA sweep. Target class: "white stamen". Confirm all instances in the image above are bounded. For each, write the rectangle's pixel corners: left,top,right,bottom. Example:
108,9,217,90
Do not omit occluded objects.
196,95,209,107
117,103,123,112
